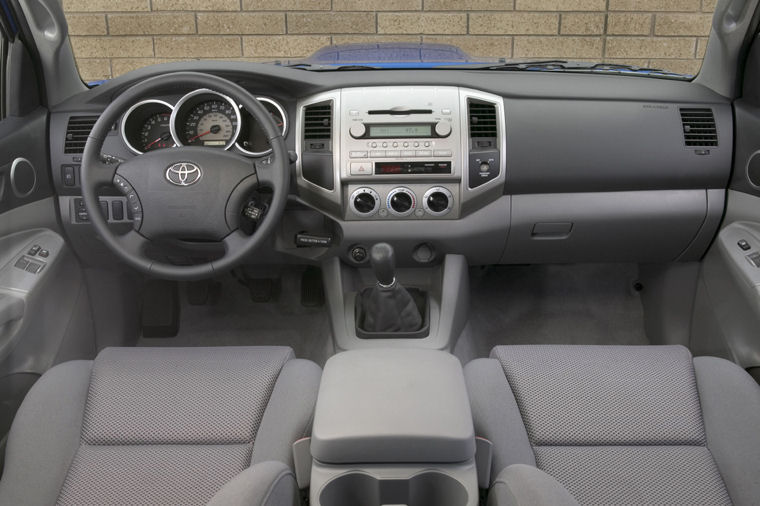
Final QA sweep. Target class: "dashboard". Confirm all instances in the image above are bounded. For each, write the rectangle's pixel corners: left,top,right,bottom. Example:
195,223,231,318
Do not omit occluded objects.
47,62,733,268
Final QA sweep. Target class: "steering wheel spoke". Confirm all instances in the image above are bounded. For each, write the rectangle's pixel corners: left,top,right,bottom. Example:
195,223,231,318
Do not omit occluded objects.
83,159,118,191
253,158,279,189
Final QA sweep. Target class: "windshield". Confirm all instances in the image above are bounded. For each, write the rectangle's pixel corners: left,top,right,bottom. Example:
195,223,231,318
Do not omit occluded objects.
63,3,715,82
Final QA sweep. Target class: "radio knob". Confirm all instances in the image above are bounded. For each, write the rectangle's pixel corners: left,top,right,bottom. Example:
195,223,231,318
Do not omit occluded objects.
435,121,452,138
349,123,366,138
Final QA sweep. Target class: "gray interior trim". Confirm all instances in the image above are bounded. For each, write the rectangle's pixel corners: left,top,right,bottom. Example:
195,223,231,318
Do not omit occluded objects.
0,360,91,506
206,461,299,506
487,465,580,506
462,358,536,485
251,359,322,469
694,356,760,506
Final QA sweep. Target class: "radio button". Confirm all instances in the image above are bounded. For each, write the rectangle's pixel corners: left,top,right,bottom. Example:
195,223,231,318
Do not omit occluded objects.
392,142,398,147
414,142,420,147
401,150,415,157
350,151,368,158
386,150,401,157
424,141,431,147
371,142,378,148
434,150,453,157
350,162,373,176
382,142,388,148
416,150,432,157
370,150,386,158
442,108,452,115
403,142,409,148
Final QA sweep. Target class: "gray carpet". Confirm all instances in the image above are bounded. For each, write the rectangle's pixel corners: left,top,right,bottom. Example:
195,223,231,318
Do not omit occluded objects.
453,264,649,364
137,268,334,366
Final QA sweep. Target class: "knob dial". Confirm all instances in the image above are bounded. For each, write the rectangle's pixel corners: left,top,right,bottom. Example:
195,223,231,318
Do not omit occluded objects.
386,188,416,217
423,187,454,216
434,121,452,138
349,123,366,138
349,187,380,216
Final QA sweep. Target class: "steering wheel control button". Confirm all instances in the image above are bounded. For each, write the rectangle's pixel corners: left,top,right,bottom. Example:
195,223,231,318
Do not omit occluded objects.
165,162,202,186
350,162,372,176
350,188,380,217
423,187,454,217
387,187,416,217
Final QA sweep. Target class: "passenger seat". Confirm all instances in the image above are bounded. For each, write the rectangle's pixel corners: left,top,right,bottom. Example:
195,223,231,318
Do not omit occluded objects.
465,345,760,505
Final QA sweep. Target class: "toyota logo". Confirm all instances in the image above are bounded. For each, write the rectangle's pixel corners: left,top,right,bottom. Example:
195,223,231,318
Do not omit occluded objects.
165,162,202,186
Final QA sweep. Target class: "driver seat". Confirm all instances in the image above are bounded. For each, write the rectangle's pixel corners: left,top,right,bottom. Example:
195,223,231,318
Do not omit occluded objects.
0,346,321,506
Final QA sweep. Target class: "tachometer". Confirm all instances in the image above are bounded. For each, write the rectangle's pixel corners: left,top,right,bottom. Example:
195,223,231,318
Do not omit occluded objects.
120,100,174,155
171,89,241,150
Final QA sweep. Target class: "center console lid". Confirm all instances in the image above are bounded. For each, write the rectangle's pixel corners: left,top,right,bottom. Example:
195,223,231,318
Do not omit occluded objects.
311,348,475,464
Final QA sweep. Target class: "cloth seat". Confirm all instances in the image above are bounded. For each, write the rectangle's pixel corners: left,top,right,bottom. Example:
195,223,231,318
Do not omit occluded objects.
464,345,760,506
0,346,321,506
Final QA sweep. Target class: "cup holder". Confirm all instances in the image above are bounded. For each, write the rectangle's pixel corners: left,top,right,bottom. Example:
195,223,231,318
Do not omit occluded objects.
318,470,469,506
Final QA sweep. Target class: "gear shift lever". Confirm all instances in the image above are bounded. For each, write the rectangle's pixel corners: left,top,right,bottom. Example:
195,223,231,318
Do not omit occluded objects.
370,243,396,287
358,243,423,334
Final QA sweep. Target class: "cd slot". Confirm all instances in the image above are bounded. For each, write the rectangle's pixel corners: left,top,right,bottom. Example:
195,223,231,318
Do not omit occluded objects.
367,109,433,115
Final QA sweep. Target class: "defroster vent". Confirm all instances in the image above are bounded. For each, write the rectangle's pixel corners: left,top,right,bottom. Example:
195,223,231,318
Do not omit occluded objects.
680,108,717,147
64,116,98,154
468,100,497,138
303,102,332,140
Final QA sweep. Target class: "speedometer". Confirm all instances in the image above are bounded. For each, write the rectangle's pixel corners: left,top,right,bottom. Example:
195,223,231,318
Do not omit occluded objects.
170,89,241,150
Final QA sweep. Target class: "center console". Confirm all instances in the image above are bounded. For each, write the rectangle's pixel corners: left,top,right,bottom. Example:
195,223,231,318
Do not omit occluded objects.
309,348,478,506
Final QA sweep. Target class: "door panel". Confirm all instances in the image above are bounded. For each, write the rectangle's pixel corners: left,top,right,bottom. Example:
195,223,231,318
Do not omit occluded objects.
0,36,95,448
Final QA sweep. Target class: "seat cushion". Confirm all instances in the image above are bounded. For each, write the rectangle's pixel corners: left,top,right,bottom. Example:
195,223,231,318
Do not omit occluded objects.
466,345,760,506
0,346,321,506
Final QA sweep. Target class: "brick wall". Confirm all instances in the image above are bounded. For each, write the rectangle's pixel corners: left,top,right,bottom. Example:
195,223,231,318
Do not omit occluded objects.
63,0,716,82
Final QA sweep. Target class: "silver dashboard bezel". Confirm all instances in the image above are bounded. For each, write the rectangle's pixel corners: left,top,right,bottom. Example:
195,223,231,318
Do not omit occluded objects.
119,99,175,155
169,88,242,151
235,96,289,157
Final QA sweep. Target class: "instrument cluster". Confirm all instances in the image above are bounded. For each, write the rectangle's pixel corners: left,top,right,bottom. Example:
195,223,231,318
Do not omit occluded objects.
120,89,287,157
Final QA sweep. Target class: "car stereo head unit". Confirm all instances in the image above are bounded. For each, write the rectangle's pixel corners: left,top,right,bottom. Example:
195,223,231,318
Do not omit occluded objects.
341,87,462,180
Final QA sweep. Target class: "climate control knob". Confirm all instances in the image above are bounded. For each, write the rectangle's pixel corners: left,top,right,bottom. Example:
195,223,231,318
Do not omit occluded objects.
434,121,452,138
349,187,380,216
423,187,454,216
387,188,416,217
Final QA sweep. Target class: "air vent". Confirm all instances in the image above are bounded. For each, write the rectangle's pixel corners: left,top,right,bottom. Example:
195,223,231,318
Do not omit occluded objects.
64,116,98,154
468,100,497,138
303,102,332,140
680,108,717,147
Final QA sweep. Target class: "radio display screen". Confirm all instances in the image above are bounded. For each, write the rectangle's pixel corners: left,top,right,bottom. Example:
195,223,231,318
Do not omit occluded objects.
368,124,432,138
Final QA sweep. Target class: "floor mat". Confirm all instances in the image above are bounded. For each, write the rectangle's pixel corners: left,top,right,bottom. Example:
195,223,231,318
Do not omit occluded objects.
453,264,649,364
137,268,334,367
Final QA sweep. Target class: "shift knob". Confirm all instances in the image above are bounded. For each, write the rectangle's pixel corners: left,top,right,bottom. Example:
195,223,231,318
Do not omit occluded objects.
370,243,396,287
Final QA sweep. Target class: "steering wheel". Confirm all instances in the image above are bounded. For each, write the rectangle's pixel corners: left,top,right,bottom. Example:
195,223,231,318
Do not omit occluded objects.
80,72,289,280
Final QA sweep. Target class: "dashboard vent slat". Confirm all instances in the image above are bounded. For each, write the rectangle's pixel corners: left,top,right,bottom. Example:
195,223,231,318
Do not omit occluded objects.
303,102,332,140
468,100,498,138
680,108,718,147
64,116,98,154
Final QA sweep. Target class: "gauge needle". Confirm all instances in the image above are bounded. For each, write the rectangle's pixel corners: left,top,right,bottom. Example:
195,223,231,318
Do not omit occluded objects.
145,132,172,150
187,130,211,142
